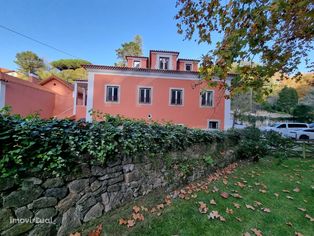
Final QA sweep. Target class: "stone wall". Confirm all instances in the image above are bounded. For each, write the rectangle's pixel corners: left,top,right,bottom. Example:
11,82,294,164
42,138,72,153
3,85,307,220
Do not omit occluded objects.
0,144,236,236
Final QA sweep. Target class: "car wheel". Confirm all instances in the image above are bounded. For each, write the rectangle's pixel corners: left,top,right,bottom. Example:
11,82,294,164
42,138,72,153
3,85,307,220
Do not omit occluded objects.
299,135,309,140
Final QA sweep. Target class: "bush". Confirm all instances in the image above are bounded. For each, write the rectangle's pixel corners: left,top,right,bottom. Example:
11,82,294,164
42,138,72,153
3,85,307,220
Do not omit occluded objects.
236,127,269,162
0,112,223,178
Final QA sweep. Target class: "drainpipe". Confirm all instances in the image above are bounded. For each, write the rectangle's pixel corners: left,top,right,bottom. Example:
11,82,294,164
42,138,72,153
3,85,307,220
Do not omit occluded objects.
0,80,6,109
73,82,78,115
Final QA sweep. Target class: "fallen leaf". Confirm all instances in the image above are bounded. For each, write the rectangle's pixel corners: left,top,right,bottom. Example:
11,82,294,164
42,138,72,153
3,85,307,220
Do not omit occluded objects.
236,217,242,222
282,190,290,193
226,208,234,214
164,195,172,205
274,193,279,198
262,208,271,213
70,233,81,236
305,214,314,222
212,186,219,192
286,222,293,227
297,207,306,212
132,213,144,221
219,216,226,222
191,194,197,198
220,192,229,199
156,212,162,216
119,218,127,225
246,204,255,211
235,181,246,188
127,220,135,228
150,207,157,213
210,199,217,205
231,193,243,199
254,201,262,206
286,196,294,200
293,187,300,192
223,179,228,185
88,224,103,236
132,206,140,213
259,189,267,193
198,202,208,214
157,204,164,210
251,228,262,236
295,232,304,236
233,203,241,209
208,210,220,219
243,232,251,236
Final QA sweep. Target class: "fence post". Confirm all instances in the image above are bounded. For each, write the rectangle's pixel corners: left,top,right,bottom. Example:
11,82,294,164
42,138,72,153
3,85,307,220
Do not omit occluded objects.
302,142,306,159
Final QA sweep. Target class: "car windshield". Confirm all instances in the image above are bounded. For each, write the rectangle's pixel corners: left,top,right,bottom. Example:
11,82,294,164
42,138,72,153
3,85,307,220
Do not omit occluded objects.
270,123,280,127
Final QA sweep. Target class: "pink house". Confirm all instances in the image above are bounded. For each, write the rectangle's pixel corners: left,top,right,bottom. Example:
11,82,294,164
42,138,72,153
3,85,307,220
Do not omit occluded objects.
73,50,233,130
0,73,84,119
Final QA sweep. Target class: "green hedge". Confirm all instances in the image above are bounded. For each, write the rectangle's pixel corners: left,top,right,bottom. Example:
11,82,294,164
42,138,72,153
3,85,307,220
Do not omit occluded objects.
0,112,230,178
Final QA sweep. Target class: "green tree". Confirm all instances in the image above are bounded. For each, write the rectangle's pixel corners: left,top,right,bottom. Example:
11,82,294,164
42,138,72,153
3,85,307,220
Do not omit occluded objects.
115,35,143,66
292,104,314,122
36,67,87,83
14,51,44,75
51,59,91,70
175,0,314,94
276,86,299,113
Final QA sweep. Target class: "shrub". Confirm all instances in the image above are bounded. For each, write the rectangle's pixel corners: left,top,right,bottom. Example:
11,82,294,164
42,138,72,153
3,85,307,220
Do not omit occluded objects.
236,127,269,162
0,112,222,178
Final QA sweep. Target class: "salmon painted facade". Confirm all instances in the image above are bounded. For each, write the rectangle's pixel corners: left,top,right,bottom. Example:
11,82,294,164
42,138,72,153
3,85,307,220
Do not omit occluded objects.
77,50,233,130
0,50,233,130
0,73,84,119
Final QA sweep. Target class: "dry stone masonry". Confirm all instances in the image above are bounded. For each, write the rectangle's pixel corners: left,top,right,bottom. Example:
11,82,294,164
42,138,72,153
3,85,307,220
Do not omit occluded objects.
0,145,236,235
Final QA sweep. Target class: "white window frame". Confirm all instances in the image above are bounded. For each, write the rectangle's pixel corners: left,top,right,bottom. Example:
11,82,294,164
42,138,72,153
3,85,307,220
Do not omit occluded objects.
133,60,141,68
169,88,184,106
138,86,153,105
155,53,174,70
200,90,214,108
207,120,220,130
104,84,120,103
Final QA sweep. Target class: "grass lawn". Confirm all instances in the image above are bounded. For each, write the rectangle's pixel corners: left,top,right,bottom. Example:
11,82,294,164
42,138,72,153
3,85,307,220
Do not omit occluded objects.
78,158,314,236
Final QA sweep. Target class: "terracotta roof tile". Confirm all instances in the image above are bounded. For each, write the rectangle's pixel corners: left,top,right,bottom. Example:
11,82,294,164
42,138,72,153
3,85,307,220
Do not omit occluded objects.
150,50,180,54
83,64,199,75
178,58,200,62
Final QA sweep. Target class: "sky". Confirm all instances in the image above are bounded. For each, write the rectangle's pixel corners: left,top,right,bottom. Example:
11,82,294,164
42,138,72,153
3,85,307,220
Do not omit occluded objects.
0,0,312,72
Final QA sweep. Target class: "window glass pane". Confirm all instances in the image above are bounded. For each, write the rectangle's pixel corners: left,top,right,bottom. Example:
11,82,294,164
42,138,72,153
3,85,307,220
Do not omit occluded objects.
171,90,176,104
140,89,145,103
278,124,286,128
207,91,213,106
201,93,206,106
113,87,118,101
208,121,218,129
146,89,151,103
186,64,192,71
288,124,307,128
107,87,112,101
177,90,182,104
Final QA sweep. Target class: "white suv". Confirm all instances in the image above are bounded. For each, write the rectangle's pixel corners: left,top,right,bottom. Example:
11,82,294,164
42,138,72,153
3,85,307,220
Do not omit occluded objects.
261,123,309,137
289,128,314,140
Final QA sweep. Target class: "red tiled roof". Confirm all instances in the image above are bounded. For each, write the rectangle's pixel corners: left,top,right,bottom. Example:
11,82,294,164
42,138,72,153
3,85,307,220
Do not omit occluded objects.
83,64,199,75
178,58,200,62
149,50,180,54
0,68,15,73
0,73,55,94
39,75,74,90
125,56,149,59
